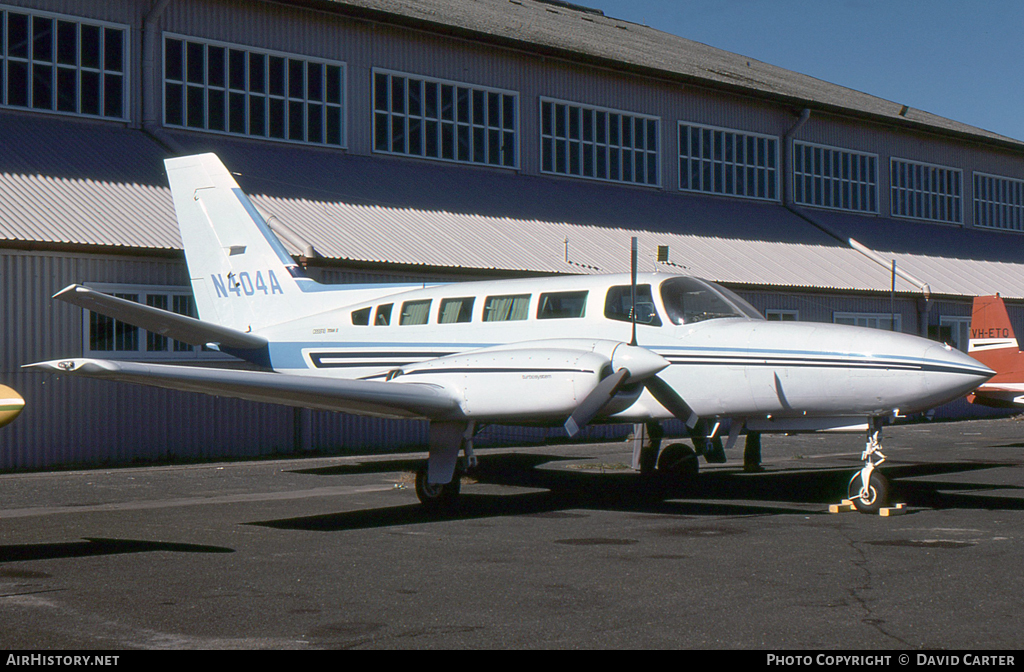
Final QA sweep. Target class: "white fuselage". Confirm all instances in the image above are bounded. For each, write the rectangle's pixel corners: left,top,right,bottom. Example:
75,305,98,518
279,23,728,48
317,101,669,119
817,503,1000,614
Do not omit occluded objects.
251,272,990,427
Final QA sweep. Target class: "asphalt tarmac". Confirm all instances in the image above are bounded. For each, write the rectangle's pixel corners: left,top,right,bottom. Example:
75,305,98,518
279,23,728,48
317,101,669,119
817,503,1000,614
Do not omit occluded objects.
1,417,1023,650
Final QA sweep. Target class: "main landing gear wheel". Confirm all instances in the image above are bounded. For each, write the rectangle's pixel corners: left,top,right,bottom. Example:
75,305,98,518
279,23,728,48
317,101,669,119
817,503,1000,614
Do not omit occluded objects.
847,471,890,514
415,467,461,510
657,443,700,480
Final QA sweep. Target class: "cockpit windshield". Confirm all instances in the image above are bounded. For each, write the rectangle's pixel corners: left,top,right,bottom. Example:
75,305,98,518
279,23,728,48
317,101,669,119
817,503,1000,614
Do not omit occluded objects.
659,277,764,325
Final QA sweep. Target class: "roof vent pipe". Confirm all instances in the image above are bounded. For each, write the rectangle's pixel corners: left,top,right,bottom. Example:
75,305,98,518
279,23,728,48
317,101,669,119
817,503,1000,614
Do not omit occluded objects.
783,108,811,206
143,0,173,127
141,0,186,153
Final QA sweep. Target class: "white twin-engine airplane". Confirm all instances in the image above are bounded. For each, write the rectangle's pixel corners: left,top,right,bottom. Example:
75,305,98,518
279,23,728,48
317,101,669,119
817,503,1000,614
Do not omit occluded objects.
27,154,993,513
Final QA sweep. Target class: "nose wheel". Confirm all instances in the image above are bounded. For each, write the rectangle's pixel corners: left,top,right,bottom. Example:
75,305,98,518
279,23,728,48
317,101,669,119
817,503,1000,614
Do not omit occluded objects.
847,470,890,514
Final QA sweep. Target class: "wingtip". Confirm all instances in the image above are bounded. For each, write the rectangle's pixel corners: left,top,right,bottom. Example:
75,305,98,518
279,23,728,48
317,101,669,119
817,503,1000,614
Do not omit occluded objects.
52,283,84,300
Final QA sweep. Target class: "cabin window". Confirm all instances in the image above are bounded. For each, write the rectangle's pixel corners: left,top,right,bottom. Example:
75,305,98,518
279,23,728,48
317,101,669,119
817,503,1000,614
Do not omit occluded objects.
604,285,661,326
660,277,762,325
438,297,474,323
351,307,370,325
537,291,588,319
483,294,531,322
400,299,431,325
374,303,393,326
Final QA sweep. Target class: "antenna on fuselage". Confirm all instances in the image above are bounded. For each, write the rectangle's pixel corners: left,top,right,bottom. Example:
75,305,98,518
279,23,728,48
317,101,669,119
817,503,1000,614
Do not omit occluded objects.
630,236,638,346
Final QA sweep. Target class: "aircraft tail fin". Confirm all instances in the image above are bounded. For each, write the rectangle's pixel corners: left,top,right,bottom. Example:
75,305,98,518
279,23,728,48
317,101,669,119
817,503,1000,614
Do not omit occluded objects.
968,295,1019,361
966,295,1024,406
164,153,322,333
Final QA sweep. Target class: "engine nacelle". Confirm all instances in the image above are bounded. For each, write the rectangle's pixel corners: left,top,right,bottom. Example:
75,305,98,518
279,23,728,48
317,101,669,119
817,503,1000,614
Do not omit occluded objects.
395,348,610,421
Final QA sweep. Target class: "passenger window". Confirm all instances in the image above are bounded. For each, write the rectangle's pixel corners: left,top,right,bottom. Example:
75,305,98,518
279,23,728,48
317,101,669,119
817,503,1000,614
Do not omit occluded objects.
604,285,662,326
400,299,432,325
538,291,588,319
438,297,475,323
374,303,393,326
351,307,371,325
483,294,531,321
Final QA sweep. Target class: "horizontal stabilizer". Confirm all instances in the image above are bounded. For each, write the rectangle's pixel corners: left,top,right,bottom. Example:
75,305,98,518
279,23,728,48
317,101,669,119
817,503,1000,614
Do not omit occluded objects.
55,285,267,350
24,359,462,420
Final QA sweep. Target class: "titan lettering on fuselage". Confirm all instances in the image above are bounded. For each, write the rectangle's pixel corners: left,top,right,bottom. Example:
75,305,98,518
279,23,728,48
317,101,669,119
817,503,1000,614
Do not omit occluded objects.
211,270,284,298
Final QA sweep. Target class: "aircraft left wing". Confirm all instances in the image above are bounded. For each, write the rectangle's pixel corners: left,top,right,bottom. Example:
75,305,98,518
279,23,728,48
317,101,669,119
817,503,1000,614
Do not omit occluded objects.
24,359,462,420
54,284,267,350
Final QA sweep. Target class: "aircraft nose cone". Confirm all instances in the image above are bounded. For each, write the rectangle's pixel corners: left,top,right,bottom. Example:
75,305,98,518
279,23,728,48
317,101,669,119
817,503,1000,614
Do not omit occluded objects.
927,342,994,381
921,342,995,405
610,344,669,383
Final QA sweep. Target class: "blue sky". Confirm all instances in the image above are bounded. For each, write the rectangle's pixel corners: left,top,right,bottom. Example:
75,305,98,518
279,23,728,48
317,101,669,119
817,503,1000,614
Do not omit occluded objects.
582,0,1024,142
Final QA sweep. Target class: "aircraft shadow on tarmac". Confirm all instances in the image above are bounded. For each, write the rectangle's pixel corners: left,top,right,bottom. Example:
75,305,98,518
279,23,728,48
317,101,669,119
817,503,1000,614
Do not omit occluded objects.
253,452,1023,533
0,537,233,564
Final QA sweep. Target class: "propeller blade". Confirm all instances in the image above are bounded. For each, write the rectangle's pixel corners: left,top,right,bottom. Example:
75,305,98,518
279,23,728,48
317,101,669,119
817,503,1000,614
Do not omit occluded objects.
645,375,699,429
564,368,630,436
630,236,638,346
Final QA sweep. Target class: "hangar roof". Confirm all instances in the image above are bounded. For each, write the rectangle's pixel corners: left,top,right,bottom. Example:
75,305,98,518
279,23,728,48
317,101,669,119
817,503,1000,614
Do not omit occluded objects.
2,113,1024,298
299,0,1023,149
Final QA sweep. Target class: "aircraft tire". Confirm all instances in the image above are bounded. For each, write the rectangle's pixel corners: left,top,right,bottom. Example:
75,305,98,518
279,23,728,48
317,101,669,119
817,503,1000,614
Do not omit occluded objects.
657,443,700,480
415,467,462,510
847,471,889,514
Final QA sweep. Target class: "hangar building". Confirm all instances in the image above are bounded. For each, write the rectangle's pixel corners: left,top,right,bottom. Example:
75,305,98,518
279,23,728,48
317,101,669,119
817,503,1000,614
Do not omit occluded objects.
3,0,1024,469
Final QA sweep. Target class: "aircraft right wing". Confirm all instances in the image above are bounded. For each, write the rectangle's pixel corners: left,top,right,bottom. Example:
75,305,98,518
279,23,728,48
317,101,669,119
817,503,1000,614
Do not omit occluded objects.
24,359,462,420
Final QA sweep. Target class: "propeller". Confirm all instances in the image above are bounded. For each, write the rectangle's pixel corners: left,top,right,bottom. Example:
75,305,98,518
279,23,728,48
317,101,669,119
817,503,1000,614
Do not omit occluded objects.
564,367,629,437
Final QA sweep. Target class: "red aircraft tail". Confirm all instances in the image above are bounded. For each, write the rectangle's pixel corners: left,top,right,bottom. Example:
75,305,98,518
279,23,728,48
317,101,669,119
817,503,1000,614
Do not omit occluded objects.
967,295,1024,407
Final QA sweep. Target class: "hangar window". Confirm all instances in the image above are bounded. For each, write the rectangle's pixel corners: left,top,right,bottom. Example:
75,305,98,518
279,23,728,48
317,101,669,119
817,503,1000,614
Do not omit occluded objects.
680,123,777,200
163,34,346,147
373,69,517,168
542,98,659,186
0,7,127,120
483,294,531,321
890,158,961,224
793,141,877,213
973,172,1024,232
833,311,901,332
82,286,222,360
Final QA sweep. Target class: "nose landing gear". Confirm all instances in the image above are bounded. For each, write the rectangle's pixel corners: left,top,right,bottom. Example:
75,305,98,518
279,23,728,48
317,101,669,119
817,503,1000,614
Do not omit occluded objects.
847,417,892,514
